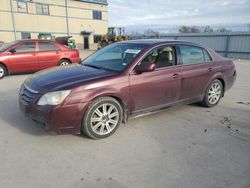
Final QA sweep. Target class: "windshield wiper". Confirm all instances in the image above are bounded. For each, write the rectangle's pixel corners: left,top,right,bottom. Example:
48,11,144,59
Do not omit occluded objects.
84,63,120,72
84,64,102,70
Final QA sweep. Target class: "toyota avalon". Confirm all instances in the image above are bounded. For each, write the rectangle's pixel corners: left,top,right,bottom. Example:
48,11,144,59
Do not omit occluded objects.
19,40,236,139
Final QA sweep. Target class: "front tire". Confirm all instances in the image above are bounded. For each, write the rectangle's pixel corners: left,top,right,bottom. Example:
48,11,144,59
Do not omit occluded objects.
201,79,223,107
0,64,7,79
82,97,123,139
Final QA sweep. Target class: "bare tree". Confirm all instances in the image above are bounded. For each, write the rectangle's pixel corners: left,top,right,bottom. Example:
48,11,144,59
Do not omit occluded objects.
179,25,201,33
203,26,214,33
179,26,190,33
216,27,231,33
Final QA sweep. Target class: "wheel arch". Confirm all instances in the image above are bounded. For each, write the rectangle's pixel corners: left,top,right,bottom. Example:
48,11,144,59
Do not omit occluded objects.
215,77,225,97
59,58,72,64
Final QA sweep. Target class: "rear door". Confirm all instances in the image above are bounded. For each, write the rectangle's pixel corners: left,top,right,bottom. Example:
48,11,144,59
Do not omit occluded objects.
8,41,38,72
37,41,61,69
177,45,215,103
129,45,181,113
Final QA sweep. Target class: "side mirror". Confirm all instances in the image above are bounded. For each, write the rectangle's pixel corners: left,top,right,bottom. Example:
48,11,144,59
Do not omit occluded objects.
9,49,16,54
135,63,156,74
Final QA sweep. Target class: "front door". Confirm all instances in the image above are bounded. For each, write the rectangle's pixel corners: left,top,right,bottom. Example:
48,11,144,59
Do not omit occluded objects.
129,45,181,113
84,36,89,49
8,41,38,72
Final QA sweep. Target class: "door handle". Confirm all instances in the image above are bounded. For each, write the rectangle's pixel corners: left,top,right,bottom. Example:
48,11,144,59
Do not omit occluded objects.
172,73,179,79
208,68,213,72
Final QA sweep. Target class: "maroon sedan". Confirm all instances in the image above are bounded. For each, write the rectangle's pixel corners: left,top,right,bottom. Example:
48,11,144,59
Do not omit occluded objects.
19,40,236,139
0,39,80,79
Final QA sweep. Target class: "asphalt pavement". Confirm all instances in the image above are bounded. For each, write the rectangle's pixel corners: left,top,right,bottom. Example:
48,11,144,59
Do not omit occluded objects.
0,54,249,188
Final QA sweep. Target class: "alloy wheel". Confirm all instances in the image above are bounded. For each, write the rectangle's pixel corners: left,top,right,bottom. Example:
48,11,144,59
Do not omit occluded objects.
90,103,119,136
208,82,222,105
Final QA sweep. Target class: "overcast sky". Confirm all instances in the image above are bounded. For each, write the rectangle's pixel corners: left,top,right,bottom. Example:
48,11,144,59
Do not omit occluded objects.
108,0,250,32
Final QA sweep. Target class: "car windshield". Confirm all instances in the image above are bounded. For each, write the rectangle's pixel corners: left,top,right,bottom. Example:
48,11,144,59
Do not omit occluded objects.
83,43,149,72
0,40,20,52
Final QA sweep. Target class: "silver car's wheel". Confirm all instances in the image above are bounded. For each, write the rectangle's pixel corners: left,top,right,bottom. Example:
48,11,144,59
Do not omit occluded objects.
82,97,123,139
201,79,223,107
0,65,7,79
91,103,119,136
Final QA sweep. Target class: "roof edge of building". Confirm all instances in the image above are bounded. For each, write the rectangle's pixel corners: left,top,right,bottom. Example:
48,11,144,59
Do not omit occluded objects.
75,0,108,6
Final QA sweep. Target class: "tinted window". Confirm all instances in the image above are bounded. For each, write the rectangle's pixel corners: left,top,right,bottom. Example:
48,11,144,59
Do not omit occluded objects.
93,11,102,20
13,42,36,53
179,45,204,65
39,42,60,51
142,46,176,68
203,49,212,62
84,43,148,72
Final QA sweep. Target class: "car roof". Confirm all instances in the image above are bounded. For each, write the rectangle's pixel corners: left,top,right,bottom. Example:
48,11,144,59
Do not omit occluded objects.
120,39,203,47
19,39,56,43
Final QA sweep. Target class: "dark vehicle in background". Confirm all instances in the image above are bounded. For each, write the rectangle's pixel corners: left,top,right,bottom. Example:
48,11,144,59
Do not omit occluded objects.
0,39,80,79
19,40,236,139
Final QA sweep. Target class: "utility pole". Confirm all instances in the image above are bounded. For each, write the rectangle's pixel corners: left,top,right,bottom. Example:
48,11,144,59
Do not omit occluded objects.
65,0,69,35
9,0,17,40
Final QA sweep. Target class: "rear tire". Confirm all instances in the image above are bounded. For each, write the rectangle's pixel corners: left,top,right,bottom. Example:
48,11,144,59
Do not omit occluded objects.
0,64,7,79
201,79,223,107
82,97,123,139
58,59,70,66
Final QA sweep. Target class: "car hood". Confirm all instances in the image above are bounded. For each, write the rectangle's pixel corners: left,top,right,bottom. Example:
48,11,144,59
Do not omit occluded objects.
24,64,118,93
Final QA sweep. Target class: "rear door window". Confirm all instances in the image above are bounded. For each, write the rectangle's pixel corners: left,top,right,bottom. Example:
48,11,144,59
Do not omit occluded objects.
38,42,60,51
179,45,205,65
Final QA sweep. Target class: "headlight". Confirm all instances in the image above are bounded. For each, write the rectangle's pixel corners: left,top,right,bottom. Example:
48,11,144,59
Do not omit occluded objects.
37,90,71,106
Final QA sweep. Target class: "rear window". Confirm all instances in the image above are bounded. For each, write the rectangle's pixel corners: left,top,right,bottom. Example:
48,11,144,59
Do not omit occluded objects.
39,42,60,51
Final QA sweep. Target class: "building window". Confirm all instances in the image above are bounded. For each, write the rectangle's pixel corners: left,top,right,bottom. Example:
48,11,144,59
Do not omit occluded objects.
93,10,102,20
17,1,28,13
21,32,31,39
94,35,102,43
36,3,49,15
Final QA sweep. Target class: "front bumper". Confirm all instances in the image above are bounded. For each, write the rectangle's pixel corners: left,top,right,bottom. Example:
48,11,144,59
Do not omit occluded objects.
19,100,88,134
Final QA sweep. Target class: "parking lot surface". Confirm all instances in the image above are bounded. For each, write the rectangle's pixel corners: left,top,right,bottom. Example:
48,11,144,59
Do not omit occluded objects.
0,56,250,188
